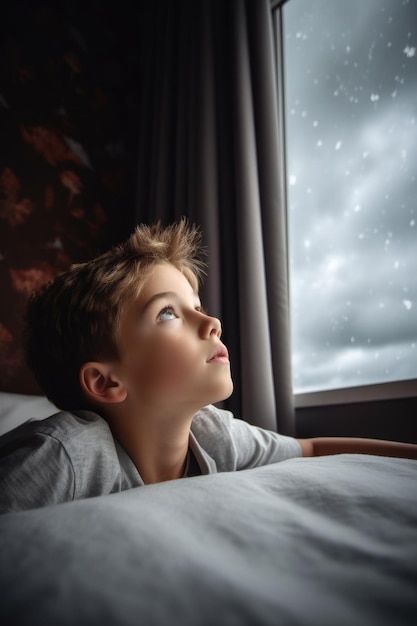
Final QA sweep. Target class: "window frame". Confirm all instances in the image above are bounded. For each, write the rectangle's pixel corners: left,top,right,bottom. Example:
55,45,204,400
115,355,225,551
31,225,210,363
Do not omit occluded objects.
271,0,417,410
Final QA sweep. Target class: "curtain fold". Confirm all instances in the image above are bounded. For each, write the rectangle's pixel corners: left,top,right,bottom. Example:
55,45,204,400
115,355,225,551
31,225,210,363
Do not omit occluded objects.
134,0,294,434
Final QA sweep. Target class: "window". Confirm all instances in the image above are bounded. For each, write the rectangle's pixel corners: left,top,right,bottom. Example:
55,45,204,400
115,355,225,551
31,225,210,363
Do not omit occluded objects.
273,0,417,404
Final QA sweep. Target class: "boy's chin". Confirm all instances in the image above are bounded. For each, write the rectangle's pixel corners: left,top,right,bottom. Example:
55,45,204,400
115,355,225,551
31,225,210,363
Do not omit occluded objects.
214,380,234,403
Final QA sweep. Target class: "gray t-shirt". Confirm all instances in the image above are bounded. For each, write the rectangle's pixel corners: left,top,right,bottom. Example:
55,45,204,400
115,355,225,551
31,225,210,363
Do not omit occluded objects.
0,405,301,514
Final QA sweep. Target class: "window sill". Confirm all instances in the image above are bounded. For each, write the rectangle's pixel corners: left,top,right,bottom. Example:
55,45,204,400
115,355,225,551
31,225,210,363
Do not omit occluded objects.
294,379,417,408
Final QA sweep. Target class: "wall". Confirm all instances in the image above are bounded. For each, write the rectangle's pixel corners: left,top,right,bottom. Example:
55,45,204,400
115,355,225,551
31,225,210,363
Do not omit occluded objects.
0,0,140,393
296,398,417,443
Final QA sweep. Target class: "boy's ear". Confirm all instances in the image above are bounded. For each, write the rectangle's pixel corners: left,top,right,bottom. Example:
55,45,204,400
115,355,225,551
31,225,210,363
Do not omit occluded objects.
80,362,127,404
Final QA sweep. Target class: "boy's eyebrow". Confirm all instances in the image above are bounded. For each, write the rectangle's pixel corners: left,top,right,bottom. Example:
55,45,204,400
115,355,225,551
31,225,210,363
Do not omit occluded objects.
141,292,178,314
141,291,201,315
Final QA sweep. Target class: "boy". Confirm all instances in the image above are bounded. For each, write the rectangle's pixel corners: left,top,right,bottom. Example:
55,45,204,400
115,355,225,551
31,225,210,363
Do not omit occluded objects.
0,220,416,513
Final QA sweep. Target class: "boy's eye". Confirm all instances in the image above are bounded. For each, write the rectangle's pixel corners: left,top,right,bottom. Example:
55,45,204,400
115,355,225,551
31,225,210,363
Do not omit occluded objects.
157,306,177,322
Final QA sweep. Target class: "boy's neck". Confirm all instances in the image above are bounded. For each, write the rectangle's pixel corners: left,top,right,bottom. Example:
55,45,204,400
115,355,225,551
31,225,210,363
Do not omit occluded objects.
106,406,195,485
134,432,190,485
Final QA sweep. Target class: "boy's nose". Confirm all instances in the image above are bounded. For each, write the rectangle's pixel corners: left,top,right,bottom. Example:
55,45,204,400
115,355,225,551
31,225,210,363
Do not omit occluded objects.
210,316,222,338
201,314,222,339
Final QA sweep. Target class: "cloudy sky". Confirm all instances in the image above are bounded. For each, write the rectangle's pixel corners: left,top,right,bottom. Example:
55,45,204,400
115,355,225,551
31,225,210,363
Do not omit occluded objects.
282,0,417,393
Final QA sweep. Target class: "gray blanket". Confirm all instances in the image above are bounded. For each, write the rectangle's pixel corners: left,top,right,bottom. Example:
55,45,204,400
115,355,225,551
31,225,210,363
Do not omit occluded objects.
1,454,416,625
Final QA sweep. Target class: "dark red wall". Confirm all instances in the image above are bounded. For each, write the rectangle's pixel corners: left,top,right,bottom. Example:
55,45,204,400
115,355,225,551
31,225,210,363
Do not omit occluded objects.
0,0,140,393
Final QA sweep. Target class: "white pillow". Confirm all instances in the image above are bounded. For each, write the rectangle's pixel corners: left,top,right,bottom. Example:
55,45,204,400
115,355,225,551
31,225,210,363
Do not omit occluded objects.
0,393,56,436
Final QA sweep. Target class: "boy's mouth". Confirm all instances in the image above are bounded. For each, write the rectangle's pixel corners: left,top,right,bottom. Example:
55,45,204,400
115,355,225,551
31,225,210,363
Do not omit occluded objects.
207,344,230,365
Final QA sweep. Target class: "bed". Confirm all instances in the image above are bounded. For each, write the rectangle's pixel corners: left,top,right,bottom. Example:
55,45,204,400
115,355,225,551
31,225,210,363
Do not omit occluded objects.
1,392,416,625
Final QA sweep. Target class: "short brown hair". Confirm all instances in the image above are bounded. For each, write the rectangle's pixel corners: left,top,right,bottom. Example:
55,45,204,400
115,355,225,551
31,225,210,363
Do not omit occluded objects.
25,219,206,410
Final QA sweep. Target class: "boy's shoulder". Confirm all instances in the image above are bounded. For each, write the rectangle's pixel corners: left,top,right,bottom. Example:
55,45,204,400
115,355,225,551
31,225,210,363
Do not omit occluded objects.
191,404,242,443
0,410,112,450
192,404,233,427
190,404,301,472
190,404,251,472
0,410,141,513
191,403,257,442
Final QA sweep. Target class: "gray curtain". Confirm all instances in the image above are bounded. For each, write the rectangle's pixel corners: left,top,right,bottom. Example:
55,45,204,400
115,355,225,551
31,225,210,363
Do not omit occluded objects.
134,0,294,434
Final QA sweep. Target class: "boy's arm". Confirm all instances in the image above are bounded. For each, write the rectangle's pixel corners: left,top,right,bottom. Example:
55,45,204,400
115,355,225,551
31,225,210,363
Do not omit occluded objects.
297,437,417,460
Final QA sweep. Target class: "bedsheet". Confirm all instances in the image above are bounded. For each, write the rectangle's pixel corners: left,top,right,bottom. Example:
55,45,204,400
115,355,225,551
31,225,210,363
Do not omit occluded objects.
1,454,416,625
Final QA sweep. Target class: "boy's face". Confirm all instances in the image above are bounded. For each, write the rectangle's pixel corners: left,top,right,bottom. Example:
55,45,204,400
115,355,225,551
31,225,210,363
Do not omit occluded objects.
114,263,233,415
